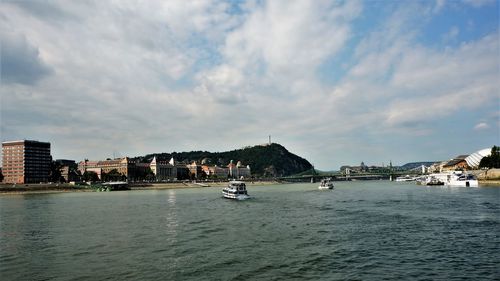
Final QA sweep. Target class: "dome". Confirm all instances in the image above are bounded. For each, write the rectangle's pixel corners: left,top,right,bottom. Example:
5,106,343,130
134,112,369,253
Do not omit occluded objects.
465,148,491,168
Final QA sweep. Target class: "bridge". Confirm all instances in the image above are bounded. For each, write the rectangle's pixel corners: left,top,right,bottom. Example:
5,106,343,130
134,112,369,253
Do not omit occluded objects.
278,171,421,182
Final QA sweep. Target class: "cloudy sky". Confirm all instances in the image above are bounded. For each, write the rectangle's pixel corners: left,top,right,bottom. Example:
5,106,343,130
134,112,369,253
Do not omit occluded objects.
1,0,498,170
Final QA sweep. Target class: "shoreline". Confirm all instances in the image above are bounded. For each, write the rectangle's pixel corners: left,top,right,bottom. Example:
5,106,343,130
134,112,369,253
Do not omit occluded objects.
478,179,500,186
1,179,499,195
0,181,284,195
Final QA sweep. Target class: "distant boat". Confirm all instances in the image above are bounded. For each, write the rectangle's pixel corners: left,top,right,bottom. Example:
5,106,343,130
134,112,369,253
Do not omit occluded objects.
100,181,129,191
395,175,417,182
318,178,334,190
426,177,445,186
222,181,250,200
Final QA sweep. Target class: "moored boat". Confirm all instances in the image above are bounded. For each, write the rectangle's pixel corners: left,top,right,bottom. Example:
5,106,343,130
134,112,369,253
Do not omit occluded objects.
101,181,130,191
222,181,250,200
395,175,417,182
426,177,445,186
447,174,478,187
418,172,478,187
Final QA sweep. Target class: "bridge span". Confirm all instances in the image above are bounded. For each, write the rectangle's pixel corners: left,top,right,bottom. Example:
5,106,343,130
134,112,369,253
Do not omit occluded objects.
279,171,419,183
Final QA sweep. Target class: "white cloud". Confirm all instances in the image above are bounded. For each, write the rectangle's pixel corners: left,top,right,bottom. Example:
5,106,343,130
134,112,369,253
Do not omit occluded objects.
474,122,490,130
0,0,497,169
0,30,52,85
328,1,499,136
222,0,361,81
192,0,364,138
385,34,498,126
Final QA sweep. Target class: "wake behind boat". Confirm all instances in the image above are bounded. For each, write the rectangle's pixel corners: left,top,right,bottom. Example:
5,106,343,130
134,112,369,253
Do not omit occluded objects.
222,181,250,200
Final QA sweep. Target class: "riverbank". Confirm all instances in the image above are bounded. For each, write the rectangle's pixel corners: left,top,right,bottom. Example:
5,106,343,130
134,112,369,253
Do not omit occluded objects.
0,183,94,195
130,180,282,190
478,179,500,186
0,180,285,195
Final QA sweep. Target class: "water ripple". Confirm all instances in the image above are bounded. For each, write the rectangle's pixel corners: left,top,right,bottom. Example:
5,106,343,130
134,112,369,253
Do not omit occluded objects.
0,182,499,280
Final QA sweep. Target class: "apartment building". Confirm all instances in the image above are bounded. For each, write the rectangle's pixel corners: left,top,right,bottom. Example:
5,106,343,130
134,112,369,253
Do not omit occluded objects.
2,140,52,184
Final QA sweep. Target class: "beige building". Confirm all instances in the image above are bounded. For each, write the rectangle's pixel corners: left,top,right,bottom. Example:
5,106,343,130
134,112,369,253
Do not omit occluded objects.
442,155,469,171
227,160,251,179
202,165,229,178
150,157,177,181
2,140,52,184
78,157,136,180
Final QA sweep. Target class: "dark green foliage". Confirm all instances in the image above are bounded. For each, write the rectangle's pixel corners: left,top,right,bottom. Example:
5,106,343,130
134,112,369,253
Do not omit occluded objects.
83,171,99,182
140,143,312,177
102,169,127,182
49,161,64,182
479,146,500,168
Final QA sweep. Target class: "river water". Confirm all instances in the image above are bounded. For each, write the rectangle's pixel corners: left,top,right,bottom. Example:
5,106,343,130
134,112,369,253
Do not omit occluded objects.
1,181,499,280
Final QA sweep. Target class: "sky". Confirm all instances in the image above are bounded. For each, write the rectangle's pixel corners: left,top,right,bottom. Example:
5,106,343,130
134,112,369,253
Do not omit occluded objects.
0,0,499,170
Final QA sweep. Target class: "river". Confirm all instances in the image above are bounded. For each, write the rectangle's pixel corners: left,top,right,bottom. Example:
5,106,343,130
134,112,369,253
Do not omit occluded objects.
1,181,499,280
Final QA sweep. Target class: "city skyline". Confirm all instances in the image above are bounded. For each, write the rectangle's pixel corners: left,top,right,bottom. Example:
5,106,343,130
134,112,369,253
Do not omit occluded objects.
1,0,498,170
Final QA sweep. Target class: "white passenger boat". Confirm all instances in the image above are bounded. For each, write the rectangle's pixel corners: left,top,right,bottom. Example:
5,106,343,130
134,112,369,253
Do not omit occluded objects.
418,172,478,187
318,178,334,190
222,181,250,200
395,175,417,182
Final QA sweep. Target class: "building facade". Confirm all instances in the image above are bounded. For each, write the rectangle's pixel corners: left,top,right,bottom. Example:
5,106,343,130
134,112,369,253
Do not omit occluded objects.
2,140,52,184
202,165,229,178
150,157,177,181
227,160,251,179
187,161,203,179
442,155,469,171
78,157,134,180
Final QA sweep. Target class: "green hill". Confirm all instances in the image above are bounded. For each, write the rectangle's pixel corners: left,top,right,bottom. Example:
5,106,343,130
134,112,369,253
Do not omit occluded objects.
138,143,312,177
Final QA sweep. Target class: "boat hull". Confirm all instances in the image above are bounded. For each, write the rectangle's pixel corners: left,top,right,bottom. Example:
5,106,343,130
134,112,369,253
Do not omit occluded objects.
447,179,479,187
222,191,250,200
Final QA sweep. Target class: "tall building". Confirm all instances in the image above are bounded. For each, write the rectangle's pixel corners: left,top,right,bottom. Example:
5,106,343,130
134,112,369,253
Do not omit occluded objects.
2,140,52,184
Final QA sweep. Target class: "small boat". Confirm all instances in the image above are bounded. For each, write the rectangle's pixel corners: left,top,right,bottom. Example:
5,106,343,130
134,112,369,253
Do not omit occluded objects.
101,181,130,191
395,175,417,182
318,178,334,190
222,181,250,200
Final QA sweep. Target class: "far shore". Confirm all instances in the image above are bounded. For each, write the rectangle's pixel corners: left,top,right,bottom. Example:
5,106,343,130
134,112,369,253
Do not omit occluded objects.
0,180,285,195
129,180,284,191
1,179,499,195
